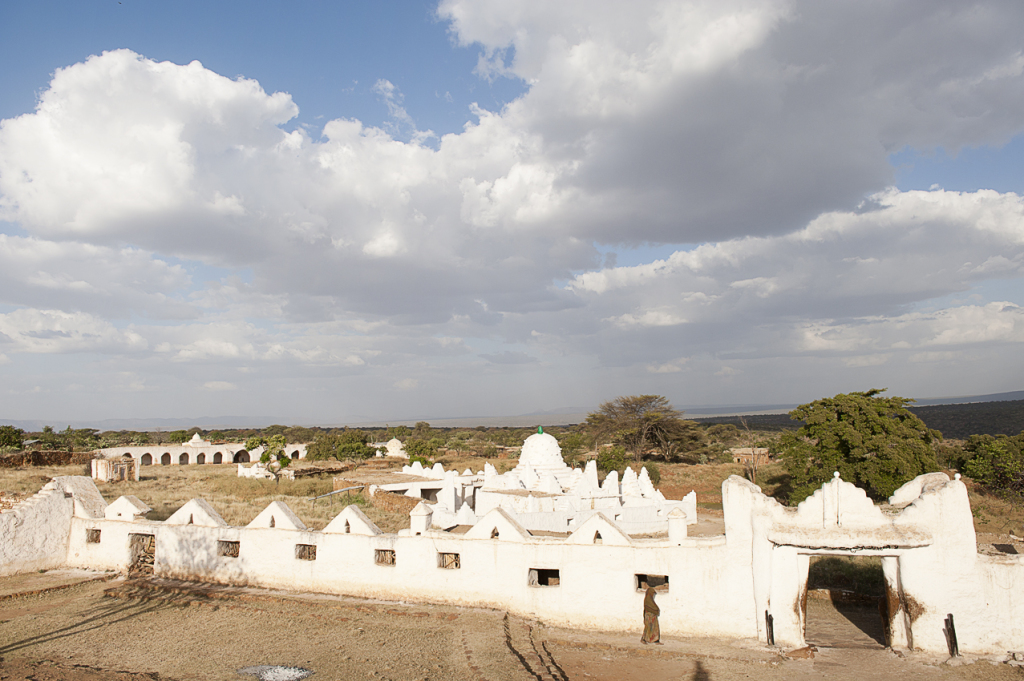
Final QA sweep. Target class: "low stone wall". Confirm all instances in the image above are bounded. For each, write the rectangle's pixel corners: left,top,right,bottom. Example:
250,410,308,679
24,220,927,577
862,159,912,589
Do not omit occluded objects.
0,451,93,468
372,490,421,515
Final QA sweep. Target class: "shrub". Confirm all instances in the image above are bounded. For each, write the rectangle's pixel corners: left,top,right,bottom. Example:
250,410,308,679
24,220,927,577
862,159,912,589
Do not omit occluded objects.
0,426,25,451
643,462,661,485
960,432,1024,497
306,431,374,461
596,446,630,474
409,455,433,468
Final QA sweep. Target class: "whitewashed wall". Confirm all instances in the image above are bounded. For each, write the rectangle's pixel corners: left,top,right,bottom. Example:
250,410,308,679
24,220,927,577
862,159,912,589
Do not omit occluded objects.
95,443,307,466
64,512,753,636
0,481,74,576
10,473,1024,655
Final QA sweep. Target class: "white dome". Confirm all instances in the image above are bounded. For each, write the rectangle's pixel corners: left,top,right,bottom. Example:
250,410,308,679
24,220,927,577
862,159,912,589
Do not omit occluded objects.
515,429,568,476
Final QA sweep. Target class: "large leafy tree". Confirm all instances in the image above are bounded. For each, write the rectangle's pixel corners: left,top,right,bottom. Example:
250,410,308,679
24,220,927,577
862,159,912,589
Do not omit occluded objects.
780,389,941,502
586,395,686,463
0,425,24,450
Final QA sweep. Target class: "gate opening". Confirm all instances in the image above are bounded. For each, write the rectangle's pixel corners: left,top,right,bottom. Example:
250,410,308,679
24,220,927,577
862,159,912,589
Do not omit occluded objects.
804,555,887,649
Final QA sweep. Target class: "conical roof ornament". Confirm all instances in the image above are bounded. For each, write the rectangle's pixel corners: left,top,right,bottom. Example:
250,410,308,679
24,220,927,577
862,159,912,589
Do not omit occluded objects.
538,426,543,434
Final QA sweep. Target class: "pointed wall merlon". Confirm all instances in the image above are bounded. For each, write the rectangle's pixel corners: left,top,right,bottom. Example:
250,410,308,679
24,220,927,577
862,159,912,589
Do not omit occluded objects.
464,507,531,541
566,512,632,546
323,504,381,535
248,501,306,530
105,495,151,521
165,498,228,527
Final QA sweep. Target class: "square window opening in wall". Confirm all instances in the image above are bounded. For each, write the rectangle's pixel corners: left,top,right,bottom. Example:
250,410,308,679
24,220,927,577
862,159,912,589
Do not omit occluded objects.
437,552,460,569
217,540,240,558
295,544,317,561
636,574,669,592
375,549,396,566
86,529,101,544
528,568,560,586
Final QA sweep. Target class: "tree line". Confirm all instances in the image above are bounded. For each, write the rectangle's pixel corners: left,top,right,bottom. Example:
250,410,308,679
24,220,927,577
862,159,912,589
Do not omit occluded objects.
3,389,1023,505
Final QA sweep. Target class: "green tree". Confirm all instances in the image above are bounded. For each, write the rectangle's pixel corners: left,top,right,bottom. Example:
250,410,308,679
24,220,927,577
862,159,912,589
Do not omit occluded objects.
387,425,411,440
0,425,25,450
168,430,189,444
959,432,1024,497
780,389,941,502
557,432,588,467
265,434,288,465
413,421,432,439
586,395,686,463
306,430,374,461
406,438,439,458
336,429,373,460
245,435,267,453
653,419,714,462
596,445,630,474
306,434,338,461
38,425,64,450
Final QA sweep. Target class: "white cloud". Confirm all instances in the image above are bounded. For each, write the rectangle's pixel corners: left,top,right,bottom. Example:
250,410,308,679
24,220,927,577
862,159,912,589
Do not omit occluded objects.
202,381,237,391
1,3,1024,420
0,309,147,354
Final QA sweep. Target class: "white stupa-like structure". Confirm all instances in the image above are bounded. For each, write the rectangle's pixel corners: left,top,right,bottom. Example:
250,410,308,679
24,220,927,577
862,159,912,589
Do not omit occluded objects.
467,427,695,534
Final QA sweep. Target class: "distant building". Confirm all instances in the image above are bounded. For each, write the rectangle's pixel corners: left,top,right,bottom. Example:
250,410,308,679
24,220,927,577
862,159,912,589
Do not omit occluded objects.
94,432,307,466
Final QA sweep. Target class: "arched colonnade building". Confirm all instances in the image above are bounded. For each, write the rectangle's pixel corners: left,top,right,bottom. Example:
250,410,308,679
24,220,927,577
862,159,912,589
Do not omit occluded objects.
95,433,307,466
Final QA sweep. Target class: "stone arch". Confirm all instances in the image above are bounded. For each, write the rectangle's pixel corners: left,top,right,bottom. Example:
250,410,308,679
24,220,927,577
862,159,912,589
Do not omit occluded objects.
196,453,206,465
141,453,152,466
161,453,171,466
179,453,189,465
594,531,603,544
213,452,223,464
233,450,250,463
290,450,299,460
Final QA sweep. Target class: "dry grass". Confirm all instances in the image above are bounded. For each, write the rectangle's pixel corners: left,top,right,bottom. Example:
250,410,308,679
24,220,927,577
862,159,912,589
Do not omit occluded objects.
967,487,1024,537
0,462,375,531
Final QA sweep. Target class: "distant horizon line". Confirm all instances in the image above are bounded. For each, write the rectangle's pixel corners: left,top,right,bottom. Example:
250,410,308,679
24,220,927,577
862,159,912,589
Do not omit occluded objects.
3,389,1021,432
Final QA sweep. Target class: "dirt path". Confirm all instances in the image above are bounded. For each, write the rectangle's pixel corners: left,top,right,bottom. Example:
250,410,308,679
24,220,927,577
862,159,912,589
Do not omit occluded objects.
1,572,1022,681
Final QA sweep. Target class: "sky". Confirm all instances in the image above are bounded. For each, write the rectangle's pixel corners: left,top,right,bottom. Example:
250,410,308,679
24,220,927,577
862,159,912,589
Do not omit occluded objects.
1,0,1023,426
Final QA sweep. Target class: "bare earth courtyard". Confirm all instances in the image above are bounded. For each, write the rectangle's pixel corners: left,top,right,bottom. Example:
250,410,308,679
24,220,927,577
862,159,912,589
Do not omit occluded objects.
1,570,1023,681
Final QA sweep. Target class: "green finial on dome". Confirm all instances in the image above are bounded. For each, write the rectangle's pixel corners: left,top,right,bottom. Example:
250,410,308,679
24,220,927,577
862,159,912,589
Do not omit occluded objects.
538,426,543,434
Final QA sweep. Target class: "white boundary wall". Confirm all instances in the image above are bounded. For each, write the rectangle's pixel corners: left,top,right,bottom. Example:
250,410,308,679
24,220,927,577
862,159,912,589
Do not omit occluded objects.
5,472,1024,655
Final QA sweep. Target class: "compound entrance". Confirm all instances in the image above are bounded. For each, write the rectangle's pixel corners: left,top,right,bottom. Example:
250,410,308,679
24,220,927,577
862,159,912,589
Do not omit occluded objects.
803,556,887,649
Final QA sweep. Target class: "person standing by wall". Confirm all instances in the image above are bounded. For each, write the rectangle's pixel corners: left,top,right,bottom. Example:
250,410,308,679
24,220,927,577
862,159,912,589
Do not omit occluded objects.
641,587,662,644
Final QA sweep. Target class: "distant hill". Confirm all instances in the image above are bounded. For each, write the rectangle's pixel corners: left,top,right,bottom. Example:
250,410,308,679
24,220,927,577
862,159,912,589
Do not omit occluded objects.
691,413,797,431
909,399,1024,439
693,398,1024,440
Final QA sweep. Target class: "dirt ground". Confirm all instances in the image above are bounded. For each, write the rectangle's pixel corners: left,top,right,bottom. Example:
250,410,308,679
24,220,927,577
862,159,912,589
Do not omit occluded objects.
2,571,1023,681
